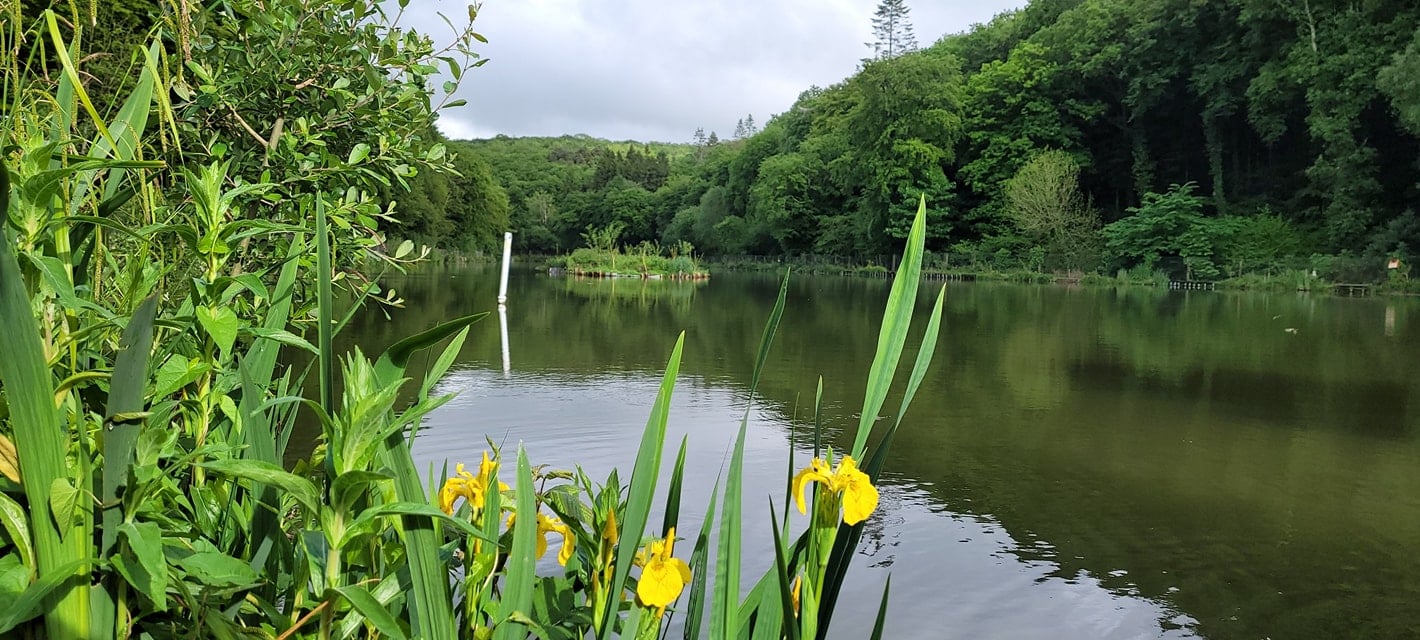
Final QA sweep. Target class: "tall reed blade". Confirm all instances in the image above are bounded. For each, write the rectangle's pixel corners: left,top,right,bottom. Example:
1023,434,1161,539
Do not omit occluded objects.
818,203,940,639
597,332,685,640
0,162,91,638
494,446,538,640
315,196,335,412
711,271,789,638
850,195,928,458
100,294,159,556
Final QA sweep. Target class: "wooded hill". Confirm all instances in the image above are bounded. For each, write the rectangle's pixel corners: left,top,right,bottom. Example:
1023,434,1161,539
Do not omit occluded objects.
425,0,1419,281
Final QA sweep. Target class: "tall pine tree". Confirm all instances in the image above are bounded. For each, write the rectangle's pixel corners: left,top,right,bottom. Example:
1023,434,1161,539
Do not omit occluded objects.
867,0,919,61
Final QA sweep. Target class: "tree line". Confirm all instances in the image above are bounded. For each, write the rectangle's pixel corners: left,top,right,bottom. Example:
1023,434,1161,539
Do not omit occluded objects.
449,0,1419,282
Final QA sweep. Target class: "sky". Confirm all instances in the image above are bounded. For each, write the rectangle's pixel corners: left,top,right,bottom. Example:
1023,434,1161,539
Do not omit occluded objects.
407,0,1029,143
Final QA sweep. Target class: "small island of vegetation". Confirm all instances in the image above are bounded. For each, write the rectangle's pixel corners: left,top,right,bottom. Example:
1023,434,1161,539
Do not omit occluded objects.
549,224,709,280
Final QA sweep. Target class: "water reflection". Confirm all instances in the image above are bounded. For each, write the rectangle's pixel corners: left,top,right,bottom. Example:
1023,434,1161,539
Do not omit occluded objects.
410,368,1199,639
325,267,1420,640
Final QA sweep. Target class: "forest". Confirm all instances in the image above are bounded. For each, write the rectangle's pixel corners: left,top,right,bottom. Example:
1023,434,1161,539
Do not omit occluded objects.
412,0,1420,283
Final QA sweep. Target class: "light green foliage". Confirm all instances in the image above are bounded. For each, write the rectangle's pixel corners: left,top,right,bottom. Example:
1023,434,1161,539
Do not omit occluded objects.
1004,149,1099,271
1378,27,1420,136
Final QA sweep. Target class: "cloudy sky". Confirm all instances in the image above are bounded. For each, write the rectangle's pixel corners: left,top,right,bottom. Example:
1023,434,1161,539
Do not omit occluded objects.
410,0,1028,143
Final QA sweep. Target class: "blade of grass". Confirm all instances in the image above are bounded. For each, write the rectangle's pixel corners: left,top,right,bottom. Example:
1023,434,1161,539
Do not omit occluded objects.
494,446,538,640
314,196,334,412
598,332,685,640
712,272,789,639
682,477,718,640
0,162,90,638
94,293,158,640
868,577,892,640
850,195,928,458
336,584,409,640
44,11,114,148
417,325,472,403
241,237,305,574
100,293,158,556
662,436,688,537
818,208,940,640
373,313,486,388
710,420,746,640
768,507,801,640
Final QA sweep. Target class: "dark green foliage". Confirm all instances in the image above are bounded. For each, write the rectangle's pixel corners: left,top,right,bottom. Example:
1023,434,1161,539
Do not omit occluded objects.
449,0,1420,281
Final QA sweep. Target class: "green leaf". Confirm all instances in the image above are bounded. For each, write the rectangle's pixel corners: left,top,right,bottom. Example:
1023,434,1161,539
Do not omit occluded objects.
198,459,321,514
767,508,801,640
0,492,34,571
196,305,239,355
113,522,167,604
230,273,270,301
0,559,90,634
347,143,371,165
178,552,259,588
418,326,470,403
244,327,318,355
153,357,210,398
345,502,491,543
334,572,406,638
712,272,787,639
102,295,159,556
373,313,487,385
662,436,688,537
682,479,718,640
851,195,928,458
48,478,79,534
330,470,390,514
337,584,409,640
868,577,891,640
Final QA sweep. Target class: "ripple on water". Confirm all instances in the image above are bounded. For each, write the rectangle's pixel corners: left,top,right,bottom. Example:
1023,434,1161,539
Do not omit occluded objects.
411,368,1202,640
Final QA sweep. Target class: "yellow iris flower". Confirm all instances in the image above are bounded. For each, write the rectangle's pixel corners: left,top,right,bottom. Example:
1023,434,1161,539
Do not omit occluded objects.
634,527,692,610
438,451,509,515
792,454,879,525
508,509,577,566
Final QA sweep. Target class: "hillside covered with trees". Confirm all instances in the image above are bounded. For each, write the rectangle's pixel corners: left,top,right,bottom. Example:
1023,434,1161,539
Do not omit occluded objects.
450,0,1420,283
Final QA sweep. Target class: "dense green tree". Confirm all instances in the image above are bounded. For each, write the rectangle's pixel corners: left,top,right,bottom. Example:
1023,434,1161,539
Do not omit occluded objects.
1102,183,1206,273
846,51,964,250
749,152,824,254
456,0,1420,277
958,41,1095,234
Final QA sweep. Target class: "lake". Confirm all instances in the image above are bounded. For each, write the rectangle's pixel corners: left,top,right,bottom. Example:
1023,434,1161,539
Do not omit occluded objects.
320,266,1420,639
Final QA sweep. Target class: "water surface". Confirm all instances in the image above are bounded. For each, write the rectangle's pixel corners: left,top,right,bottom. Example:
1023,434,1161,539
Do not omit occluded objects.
327,268,1420,639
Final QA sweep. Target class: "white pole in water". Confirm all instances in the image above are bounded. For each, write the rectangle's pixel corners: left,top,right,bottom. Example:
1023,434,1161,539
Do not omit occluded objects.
497,231,513,305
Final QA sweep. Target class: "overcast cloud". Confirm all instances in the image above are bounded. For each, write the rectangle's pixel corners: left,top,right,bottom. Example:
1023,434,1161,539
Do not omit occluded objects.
408,0,1027,143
